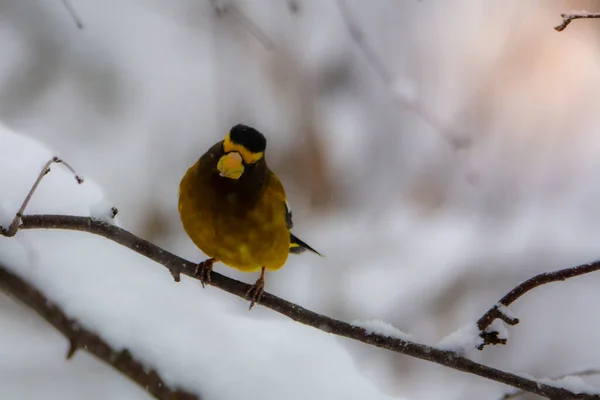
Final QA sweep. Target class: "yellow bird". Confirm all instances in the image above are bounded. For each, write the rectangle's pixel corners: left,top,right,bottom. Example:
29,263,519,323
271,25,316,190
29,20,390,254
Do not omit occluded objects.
178,124,321,309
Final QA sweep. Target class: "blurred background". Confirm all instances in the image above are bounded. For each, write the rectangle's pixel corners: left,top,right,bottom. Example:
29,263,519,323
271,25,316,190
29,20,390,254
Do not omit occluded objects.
3,0,600,399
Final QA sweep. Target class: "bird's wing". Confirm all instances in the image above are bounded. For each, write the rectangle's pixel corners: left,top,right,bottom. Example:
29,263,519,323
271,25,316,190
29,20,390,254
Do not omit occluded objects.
285,200,293,230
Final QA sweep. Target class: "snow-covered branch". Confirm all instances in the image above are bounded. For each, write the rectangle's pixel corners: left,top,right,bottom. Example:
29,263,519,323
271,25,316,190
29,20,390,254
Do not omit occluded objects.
0,262,198,400
0,213,596,399
501,369,600,400
555,12,600,32
477,263,600,349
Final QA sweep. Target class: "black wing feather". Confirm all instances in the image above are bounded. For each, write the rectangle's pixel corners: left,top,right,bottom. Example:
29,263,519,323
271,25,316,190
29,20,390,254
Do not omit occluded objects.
285,201,322,256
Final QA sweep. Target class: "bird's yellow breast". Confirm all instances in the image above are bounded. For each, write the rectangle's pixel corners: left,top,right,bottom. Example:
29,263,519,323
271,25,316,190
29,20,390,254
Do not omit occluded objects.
178,156,290,272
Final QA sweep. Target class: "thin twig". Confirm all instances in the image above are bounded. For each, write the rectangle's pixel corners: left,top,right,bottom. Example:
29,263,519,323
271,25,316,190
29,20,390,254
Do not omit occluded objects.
1,157,82,237
2,214,597,400
477,263,600,349
227,5,276,51
555,12,600,32
59,0,84,29
336,0,470,149
0,264,198,400
209,0,277,52
501,369,600,399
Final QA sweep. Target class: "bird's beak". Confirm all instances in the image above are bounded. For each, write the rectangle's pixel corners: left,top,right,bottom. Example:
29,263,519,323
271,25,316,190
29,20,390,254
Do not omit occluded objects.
217,152,244,179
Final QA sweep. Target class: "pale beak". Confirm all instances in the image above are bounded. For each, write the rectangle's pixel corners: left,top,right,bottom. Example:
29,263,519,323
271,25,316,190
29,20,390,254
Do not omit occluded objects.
217,152,244,179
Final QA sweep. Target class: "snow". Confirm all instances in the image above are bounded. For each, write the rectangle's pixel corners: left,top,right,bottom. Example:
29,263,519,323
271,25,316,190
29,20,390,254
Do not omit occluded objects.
4,2,600,399
0,125,403,400
538,375,600,395
496,303,517,320
89,199,118,223
487,319,509,343
436,323,482,354
353,319,415,342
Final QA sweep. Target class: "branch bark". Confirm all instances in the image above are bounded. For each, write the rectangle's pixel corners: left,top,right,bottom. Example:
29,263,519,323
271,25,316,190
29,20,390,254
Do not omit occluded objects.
1,213,597,399
0,261,198,400
477,263,600,349
555,12,600,32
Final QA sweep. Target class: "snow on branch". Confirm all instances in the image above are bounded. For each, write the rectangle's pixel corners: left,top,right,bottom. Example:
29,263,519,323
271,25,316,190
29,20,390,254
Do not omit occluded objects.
2,158,600,399
6,214,599,399
555,12,600,32
477,264,600,349
0,264,198,400
501,369,600,400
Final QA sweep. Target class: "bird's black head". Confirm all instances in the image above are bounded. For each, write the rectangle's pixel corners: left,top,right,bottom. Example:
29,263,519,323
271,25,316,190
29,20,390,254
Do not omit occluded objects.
217,124,267,179
228,124,267,154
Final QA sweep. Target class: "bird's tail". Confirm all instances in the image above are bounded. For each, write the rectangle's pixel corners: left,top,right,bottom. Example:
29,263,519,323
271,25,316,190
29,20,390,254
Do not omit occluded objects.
289,233,323,257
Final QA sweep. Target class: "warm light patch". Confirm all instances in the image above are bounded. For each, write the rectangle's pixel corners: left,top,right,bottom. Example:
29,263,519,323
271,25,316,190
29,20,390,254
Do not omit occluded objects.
223,132,264,164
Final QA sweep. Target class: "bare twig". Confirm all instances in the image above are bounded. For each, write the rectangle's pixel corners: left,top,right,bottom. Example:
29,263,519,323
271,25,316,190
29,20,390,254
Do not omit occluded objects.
0,264,198,400
555,12,600,32
336,0,470,149
209,0,277,52
59,0,84,29
0,214,597,400
501,369,600,399
1,157,82,238
477,263,600,349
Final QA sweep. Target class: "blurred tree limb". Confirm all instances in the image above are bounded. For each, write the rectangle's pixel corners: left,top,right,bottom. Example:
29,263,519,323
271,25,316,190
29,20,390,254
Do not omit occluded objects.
59,0,84,29
209,0,470,149
3,160,600,399
555,12,600,32
0,264,199,400
336,0,470,149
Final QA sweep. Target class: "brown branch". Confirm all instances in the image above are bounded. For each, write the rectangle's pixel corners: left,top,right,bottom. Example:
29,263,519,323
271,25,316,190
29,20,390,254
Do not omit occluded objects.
477,262,600,349
555,12,600,32
0,263,198,400
1,214,597,399
336,0,470,149
2,159,599,398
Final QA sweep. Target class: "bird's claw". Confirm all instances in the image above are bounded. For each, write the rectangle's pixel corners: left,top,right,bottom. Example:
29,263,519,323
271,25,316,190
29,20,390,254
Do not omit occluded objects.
245,276,265,310
194,258,215,288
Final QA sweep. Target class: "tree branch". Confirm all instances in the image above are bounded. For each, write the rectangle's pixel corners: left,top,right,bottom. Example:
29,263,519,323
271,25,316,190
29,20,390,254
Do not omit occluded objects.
477,263,600,349
0,262,198,400
555,12,600,32
1,159,598,398
1,213,597,399
59,0,85,29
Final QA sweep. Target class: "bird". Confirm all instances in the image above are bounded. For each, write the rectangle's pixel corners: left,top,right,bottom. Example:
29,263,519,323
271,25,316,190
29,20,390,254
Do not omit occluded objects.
178,124,321,309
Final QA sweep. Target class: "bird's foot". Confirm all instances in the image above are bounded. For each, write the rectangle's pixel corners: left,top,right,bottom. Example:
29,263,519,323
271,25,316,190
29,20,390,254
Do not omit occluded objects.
194,258,215,288
245,267,266,310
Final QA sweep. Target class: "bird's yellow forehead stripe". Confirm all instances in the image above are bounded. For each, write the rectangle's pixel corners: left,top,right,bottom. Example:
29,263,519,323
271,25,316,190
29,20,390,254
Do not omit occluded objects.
223,132,263,164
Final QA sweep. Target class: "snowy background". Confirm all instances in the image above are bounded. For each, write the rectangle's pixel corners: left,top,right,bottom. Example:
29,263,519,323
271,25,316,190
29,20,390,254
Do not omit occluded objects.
2,0,600,399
